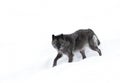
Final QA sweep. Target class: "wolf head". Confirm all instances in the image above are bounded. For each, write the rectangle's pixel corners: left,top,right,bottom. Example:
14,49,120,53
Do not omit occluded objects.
52,34,70,51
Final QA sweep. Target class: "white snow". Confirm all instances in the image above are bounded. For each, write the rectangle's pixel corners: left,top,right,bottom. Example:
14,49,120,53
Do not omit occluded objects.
0,0,120,83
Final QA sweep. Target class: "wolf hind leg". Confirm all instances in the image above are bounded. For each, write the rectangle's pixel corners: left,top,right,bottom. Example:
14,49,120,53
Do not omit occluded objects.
90,46,102,56
89,38,102,56
80,50,86,59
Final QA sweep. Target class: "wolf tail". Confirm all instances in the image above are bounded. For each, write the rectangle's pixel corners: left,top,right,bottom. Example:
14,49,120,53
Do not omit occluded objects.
88,29,100,46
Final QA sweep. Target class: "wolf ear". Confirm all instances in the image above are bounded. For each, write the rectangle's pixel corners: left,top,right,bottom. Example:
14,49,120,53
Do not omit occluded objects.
52,34,55,40
61,34,64,39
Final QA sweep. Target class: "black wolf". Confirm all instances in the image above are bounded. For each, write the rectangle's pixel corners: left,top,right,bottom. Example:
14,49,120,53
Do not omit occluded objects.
52,29,101,67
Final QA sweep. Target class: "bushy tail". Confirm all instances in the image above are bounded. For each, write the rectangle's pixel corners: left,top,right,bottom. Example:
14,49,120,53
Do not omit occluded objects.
88,29,100,46
97,38,100,45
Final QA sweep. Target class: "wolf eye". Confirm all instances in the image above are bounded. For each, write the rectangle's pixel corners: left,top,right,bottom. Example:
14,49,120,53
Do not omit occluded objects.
52,39,57,44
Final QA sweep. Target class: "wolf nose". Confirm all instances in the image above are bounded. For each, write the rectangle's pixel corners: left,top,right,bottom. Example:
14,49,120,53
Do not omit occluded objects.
56,43,61,49
57,46,60,50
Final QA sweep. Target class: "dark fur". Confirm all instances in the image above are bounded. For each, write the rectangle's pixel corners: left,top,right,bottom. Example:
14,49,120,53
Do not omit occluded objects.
52,29,102,67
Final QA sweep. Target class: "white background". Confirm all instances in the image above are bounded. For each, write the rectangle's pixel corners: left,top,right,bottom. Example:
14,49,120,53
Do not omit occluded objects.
0,0,120,83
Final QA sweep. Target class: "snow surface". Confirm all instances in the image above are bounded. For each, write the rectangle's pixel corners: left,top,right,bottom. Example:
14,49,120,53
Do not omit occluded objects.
0,0,120,83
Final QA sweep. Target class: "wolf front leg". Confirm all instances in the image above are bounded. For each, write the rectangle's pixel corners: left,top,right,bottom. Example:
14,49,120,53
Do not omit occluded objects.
53,53,63,67
68,52,74,63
